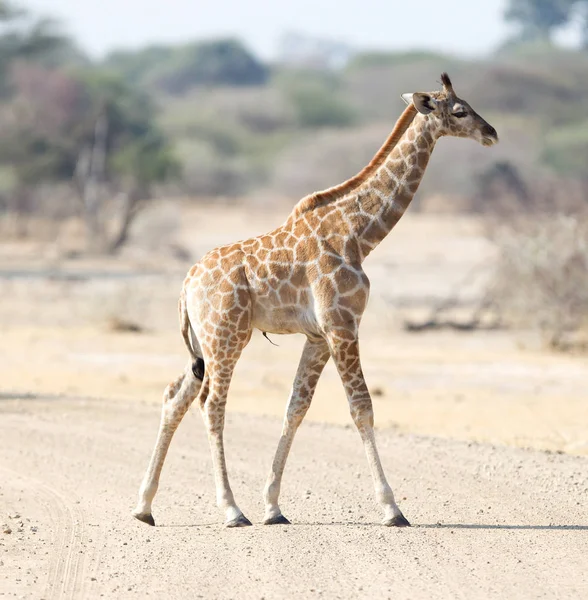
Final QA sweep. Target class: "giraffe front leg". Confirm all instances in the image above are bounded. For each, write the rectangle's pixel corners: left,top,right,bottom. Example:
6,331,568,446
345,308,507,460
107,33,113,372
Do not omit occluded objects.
327,331,410,527
133,365,201,526
263,338,331,525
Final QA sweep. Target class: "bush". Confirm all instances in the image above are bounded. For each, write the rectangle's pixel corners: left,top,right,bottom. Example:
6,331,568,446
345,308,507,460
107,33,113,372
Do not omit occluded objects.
347,50,452,71
541,120,588,177
176,139,258,197
487,213,588,348
276,71,357,128
269,123,388,199
105,39,269,95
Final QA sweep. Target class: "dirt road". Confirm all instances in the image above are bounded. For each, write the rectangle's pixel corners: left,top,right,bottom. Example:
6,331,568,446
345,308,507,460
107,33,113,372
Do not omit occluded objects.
1,395,587,599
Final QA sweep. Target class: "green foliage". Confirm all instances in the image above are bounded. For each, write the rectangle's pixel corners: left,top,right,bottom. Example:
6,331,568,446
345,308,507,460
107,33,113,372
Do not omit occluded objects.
112,134,180,185
347,50,451,71
75,69,155,139
104,39,269,94
276,71,357,128
158,88,295,196
103,45,174,87
77,70,181,185
542,120,588,175
0,65,178,189
3,0,588,210
0,2,80,93
176,139,257,197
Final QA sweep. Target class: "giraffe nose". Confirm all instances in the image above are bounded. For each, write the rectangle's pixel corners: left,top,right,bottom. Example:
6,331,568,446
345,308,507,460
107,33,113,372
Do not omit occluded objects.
482,124,497,139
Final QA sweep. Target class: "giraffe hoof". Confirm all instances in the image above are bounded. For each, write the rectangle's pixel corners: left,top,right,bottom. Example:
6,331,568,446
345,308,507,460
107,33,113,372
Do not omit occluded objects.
133,512,155,526
263,514,291,525
384,513,411,527
225,514,253,528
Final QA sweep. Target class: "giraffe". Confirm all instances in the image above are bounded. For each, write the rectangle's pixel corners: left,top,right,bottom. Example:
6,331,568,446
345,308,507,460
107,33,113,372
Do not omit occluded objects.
132,73,498,528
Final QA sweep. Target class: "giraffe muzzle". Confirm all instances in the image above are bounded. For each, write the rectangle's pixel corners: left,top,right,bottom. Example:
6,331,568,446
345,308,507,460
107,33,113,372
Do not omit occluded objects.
481,124,499,147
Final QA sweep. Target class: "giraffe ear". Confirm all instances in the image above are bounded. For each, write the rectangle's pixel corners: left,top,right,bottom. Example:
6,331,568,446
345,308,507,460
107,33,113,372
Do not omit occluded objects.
401,92,437,114
401,93,414,106
409,92,437,115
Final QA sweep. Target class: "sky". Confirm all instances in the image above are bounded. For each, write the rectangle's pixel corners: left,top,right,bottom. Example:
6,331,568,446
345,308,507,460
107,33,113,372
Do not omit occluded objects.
24,0,513,59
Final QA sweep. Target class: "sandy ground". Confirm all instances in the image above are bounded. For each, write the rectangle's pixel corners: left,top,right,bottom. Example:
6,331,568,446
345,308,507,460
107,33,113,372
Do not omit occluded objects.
1,205,588,598
1,206,587,455
1,395,587,599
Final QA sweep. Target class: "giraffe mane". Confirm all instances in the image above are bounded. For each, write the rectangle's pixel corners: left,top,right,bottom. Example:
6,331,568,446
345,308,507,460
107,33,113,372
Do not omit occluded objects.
289,103,418,219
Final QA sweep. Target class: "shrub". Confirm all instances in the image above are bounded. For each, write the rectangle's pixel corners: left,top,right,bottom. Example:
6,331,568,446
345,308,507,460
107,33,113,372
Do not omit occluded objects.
276,71,357,128
487,213,588,348
269,124,388,199
105,39,269,95
541,120,588,177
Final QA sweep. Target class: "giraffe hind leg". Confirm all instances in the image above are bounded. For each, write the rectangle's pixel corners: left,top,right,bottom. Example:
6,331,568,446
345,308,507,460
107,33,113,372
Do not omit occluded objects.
133,365,202,525
198,326,253,527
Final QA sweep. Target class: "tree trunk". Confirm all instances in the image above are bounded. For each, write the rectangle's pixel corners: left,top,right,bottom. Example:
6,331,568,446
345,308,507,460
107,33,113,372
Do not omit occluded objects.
107,186,149,254
75,109,108,253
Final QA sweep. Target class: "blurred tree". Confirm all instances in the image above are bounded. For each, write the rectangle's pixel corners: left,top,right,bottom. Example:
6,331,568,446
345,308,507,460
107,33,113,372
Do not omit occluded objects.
573,0,588,48
347,50,451,71
541,119,588,176
276,71,357,128
103,45,174,87
473,161,532,213
504,0,575,42
0,65,179,252
0,0,82,93
104,39,269,94
73,70,181,252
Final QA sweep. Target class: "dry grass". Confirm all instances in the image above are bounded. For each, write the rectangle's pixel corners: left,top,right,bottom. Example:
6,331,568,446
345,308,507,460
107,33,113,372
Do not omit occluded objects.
487,212,588,349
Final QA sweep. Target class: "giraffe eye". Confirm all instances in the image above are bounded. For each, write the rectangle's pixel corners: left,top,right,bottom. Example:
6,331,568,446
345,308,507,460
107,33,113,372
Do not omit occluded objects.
453,111,467,118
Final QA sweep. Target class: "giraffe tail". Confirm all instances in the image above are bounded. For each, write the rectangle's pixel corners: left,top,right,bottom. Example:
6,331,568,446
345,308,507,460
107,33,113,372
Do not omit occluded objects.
179,289,205,381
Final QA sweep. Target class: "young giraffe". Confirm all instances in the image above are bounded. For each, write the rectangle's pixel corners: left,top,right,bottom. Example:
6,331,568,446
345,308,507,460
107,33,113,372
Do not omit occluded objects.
133,73,498,528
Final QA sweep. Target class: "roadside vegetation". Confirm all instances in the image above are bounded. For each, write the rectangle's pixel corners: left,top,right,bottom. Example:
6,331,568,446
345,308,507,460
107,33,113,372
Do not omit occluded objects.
0,0,586,347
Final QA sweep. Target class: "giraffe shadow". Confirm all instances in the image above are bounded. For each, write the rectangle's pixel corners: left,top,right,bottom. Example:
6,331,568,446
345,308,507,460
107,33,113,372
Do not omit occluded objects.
282,521,588,531
153,521,588,531
155,522,219,528
416,523,588,531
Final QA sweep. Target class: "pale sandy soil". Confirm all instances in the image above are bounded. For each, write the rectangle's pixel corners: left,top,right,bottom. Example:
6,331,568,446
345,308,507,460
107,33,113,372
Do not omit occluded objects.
1,205,586,454
1,204,587,598
1,397,587,600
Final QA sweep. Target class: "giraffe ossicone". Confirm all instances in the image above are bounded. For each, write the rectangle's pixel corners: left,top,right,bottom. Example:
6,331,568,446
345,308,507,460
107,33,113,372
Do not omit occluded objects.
133,73,498,528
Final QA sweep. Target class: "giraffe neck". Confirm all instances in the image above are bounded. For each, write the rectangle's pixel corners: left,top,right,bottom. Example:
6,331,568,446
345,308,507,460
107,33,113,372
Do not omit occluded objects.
288,104,417,221
339,113,439,261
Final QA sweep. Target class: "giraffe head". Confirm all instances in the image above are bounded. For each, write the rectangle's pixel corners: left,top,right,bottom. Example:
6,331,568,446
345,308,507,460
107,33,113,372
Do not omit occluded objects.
401,72,498,147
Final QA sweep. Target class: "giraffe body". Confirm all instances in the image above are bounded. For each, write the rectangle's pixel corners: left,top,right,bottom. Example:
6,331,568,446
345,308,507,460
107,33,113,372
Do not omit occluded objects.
133,73,498,528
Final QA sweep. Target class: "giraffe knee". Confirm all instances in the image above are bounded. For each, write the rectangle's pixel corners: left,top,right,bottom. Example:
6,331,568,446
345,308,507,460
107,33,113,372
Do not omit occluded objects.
164,374,185,403
350,400,374,428
163,372,200,420
286,400,311,426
